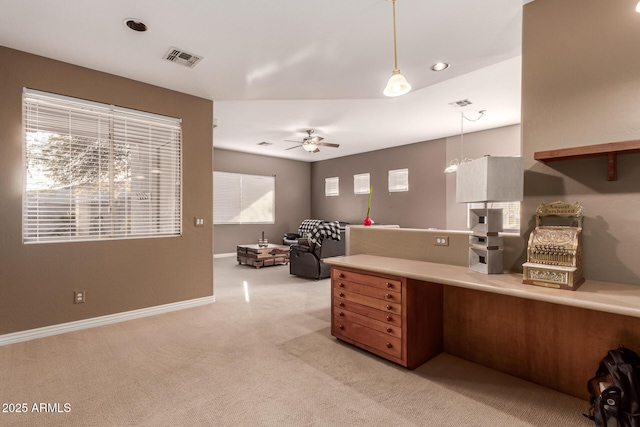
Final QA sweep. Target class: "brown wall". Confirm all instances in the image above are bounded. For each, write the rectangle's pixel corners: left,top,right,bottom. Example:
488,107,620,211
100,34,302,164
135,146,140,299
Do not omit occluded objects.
213,149,311,254
0,46,214,335
310,139,447,229
521,0,640,285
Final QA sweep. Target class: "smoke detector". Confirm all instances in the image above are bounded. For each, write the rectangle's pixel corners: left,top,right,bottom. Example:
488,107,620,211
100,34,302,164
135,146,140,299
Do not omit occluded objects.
163,47,203,68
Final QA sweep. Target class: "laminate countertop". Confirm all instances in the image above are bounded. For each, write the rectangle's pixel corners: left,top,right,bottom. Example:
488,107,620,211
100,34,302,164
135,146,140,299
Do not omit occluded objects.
324,254,640,319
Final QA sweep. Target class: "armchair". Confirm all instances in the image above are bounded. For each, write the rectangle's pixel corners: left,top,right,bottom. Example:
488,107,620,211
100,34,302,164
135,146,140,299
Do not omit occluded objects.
289,221,347,280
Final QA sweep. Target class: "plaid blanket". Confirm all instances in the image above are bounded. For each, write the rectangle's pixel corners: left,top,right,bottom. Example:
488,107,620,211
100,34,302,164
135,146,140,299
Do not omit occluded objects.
298,219,323,237
308,220,341,246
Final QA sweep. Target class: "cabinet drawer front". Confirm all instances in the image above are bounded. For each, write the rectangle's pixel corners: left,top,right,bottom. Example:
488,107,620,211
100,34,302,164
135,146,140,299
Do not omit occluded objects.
334,307,401,338
333,317,402,359
333,269,402,292
333,298,401,327
334,290,402,315
334,280,401,303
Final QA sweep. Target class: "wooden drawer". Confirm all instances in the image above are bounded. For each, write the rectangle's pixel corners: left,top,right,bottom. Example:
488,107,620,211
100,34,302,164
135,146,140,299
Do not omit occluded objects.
333,268,402,293
334,307,401,338
333,289,401,315
334,279,401,303
333,316,402,359
333,298,401,327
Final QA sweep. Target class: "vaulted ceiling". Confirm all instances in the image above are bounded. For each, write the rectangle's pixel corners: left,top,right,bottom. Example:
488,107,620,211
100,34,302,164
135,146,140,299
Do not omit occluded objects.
0,0,533,161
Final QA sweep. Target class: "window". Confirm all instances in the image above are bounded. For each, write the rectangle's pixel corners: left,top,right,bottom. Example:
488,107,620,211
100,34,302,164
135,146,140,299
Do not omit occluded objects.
325,177,339,197
468,202,521,233
353,173,370,195
388,168,409,192
214,172,275,224
23,89,182,244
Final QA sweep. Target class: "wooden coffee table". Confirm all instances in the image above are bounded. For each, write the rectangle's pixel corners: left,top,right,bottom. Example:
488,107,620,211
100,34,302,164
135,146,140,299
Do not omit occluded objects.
237,244,290,269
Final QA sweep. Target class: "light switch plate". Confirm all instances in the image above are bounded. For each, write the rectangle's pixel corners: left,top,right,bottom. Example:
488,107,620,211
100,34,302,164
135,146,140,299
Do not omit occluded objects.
194,217,205,227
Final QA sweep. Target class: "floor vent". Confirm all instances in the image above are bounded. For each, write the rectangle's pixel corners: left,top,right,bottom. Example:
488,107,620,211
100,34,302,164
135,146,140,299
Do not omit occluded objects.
163,47,203,68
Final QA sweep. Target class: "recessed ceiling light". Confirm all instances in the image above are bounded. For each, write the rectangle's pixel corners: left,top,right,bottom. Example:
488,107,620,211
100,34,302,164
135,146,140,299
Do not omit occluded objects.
431,62,450,72
123,18,148,32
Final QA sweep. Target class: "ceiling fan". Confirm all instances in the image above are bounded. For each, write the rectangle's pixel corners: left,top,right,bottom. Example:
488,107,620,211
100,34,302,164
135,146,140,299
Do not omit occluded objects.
285,130,340,153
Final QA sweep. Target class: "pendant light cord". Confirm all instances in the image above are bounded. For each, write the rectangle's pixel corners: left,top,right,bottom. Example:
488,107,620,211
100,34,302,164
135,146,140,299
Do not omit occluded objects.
391,0,398,71
459,110,485,160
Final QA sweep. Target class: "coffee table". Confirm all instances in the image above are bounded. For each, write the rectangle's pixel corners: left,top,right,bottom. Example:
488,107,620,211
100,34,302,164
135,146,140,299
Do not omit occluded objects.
237,243,290,269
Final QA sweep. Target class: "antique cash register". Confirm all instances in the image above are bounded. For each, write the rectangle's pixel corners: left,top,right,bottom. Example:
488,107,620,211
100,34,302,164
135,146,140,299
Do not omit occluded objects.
522,201,584,290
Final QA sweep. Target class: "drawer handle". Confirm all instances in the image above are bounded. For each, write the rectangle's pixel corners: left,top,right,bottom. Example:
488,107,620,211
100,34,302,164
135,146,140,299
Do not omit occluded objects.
385,294,393,299
386,282,393,288
339,292,345,297
339,324,344,330
386,304,392,310
386,327,392,333
386,342,392,349
339,312,345,317
339,283,345,288
339,302,345,307
386,316,392,321
339,273,345,278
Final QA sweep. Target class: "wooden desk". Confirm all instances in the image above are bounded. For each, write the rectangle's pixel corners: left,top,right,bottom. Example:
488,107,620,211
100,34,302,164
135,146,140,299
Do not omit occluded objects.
237,244,290,269
325,254,640,400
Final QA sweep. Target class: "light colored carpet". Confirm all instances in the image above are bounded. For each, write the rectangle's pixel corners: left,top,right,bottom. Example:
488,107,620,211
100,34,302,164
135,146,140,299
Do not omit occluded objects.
0,256,593,426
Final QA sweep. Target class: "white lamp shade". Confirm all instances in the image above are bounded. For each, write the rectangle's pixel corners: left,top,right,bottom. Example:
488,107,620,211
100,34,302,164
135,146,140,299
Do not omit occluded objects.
456,156,524,203
383,71,411,97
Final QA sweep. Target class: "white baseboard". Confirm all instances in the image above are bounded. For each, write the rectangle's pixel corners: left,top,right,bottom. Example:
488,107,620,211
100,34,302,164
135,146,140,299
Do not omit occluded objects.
214,252,236,258
0,295,215,347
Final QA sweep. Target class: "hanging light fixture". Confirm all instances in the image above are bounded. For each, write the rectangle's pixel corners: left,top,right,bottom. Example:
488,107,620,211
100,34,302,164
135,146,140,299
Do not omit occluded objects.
383,0,411,97
444,111,485,173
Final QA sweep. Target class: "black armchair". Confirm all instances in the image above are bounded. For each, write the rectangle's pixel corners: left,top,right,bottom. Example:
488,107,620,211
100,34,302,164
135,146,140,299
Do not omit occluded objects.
289,221,347,280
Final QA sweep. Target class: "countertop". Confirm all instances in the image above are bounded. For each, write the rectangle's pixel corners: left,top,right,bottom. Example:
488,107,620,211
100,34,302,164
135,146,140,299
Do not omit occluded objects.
324,254,640,318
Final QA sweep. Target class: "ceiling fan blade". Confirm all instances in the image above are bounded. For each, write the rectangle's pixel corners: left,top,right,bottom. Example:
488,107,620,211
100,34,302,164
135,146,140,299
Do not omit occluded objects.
312,148,320,153
285,145,301,150
284,139,303,143
317,142,340,148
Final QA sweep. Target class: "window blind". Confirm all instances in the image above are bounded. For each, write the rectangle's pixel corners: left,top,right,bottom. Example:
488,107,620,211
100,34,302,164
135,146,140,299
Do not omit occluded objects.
23,88,182,244
214,172,275,224
353,173,370,195
325,177,339,197
388,168,409,192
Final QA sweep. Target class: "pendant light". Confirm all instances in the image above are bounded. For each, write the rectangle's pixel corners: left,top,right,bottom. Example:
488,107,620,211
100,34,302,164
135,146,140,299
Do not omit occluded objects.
444,111,485,173
383,0,411,97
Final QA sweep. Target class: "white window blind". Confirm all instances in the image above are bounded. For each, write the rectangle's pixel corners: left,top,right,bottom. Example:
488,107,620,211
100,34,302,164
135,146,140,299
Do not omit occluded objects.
388,168,409,192
214,172,275,224
353,173,370,195
23,88,182,244
325,177,339,197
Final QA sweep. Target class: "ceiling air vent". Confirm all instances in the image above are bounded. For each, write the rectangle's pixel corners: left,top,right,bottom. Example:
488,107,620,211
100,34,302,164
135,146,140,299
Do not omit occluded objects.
449,98,473,108
257,141,273,146
163,47,203,68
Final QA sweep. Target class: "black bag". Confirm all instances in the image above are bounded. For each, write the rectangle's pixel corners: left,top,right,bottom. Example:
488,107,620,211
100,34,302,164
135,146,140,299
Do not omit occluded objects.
585,346,640,427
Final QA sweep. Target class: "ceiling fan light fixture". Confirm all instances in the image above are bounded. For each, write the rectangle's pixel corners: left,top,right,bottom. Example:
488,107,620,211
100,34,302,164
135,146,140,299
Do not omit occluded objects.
302,143,318,152
384,70,412,97
636,1,640,12
383,0,411,97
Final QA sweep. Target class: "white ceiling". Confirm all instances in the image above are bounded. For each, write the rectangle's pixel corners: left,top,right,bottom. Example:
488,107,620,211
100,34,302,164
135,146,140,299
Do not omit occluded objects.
0,0,533,162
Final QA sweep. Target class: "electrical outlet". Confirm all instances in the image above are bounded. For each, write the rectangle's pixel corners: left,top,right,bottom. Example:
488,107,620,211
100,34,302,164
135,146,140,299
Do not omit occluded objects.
435,236,449,246
74,290,85,304
194,217,205,227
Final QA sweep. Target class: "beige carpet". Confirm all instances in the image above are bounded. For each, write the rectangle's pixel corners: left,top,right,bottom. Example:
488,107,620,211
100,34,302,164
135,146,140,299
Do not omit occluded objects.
0,256,594,426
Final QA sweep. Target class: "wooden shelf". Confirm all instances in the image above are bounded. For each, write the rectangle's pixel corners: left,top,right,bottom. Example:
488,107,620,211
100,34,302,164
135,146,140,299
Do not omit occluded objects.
534,139,640,181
